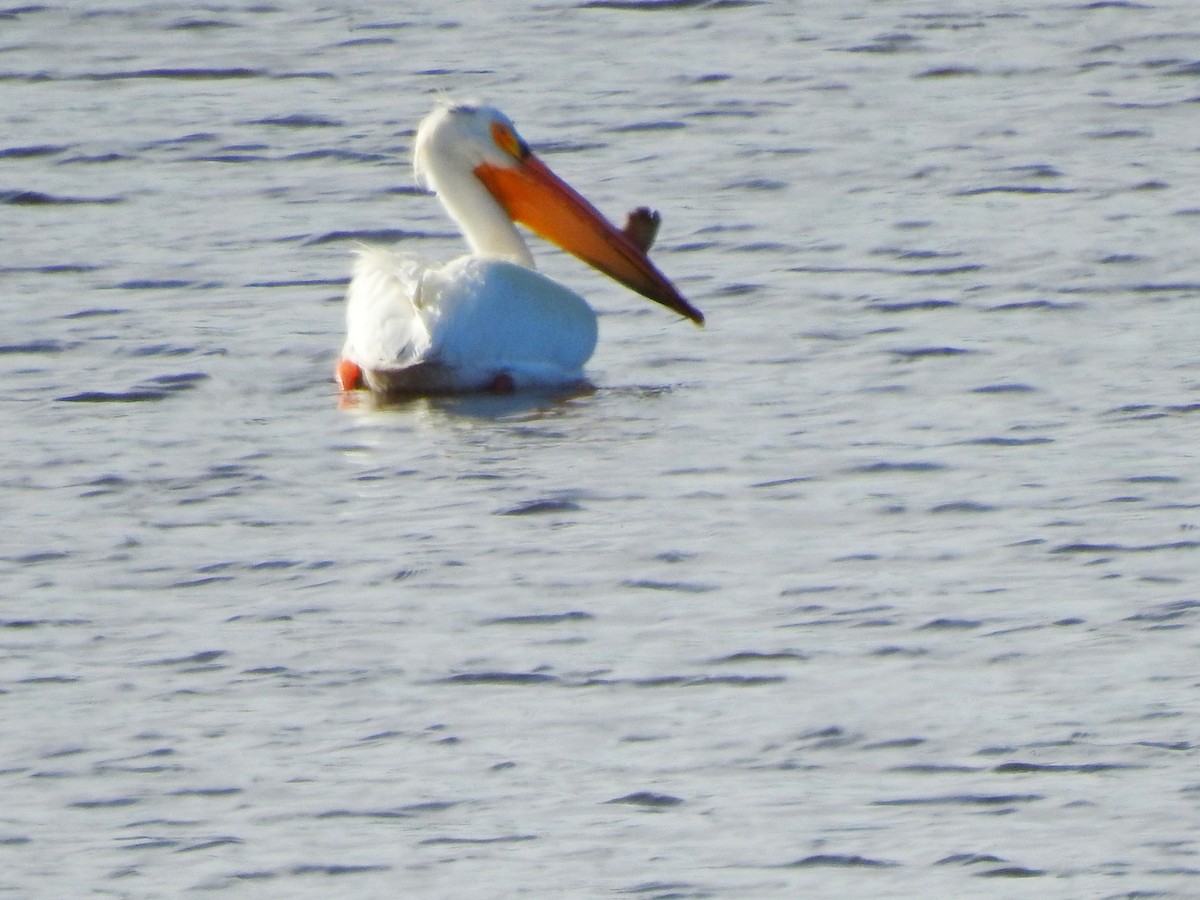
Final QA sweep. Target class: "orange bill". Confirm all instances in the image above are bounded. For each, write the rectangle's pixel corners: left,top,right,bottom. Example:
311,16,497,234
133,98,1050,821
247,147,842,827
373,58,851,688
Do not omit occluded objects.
474,154,704,325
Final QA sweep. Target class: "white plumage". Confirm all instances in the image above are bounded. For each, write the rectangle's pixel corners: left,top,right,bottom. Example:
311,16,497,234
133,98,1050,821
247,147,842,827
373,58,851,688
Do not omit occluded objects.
342,250,596,394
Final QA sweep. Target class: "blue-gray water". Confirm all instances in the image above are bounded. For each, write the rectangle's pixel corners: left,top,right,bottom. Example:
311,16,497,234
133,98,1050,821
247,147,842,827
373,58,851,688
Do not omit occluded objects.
2,1,1199,896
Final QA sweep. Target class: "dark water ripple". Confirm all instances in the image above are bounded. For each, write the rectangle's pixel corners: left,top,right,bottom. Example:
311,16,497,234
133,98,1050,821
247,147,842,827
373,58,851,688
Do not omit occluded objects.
58,389,172,403
0,144,71,159
1,190,123,205
782,853,899,869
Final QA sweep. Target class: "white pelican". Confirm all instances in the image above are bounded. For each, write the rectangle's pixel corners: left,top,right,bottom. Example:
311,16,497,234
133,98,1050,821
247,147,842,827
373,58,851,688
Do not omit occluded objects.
336,103,704,397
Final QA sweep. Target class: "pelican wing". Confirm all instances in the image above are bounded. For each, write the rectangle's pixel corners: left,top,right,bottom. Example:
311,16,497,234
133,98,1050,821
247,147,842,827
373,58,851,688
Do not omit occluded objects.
342,246,432,372
422,257,598,387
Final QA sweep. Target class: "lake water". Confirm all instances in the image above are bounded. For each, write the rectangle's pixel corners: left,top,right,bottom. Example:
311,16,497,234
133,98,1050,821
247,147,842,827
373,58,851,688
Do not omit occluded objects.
2,0,1199,896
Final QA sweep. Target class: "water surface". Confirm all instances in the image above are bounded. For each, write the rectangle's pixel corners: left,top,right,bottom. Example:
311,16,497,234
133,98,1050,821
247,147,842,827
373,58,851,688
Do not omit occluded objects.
2,1,1199,896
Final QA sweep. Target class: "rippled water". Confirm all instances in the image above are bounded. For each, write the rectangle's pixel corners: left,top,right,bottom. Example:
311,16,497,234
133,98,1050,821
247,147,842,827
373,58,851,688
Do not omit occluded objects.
3,1,1200,896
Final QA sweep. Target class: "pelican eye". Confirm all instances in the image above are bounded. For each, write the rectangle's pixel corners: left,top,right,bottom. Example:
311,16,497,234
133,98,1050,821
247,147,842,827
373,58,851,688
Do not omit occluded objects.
491,121,529,160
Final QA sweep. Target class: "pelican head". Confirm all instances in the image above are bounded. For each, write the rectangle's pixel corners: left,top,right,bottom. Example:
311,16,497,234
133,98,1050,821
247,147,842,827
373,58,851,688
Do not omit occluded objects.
414,103,528,186
413,103,704,326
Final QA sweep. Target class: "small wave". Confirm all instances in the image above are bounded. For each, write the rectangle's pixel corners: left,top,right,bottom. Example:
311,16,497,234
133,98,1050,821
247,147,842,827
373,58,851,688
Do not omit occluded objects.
112,278,200,290
918,617,983,629
992,761,1139,773
709,650,808,663
245,277,346,288
145,372,208,391
498,499,583,516
58,390,170,403
848,461,946,474
61,307,124,318
413,67,495,77
1130,281,1200,293
178,837,243,853
713,282,762,297
3,264,103,276
1086,128,1151,139
481,611,594,625
3,617,89,627
59,153,132,165
535,139,607,154
623,579,717,593
1051,540,1199,554
140,132,219,149
165,18,238,31
873,299,958,312
963,436,1054,446
580,0,762,9
847,34,923,54
605,792,683,807
124,344,206,357
69,797,140,809
956,185,1076,195
80,67,267,82
937,853,1006,866
0,144,69,159
987,299,1080,311
1,190,122,205
318,801,457,819
290,864,392,876
751,477,813,489
184,152,265,163
146,650,227,667
335,37,396,48
418,835,535,845
0,72,52,83
890,346,973,359
607,120,687,133
916,65,982,78
0,339,72,354
873,793,1043,807
976,866,1047,878
169,786,242,797
0,6,51,20
618,674,784,687
971,383,1035,393
439,672,558,685
723,178,788,191
928,501,996,514
304,228,451,246
782,854,900,869
788,263,983,277
249,114,342,128
284,149,388,163
10,550,70,564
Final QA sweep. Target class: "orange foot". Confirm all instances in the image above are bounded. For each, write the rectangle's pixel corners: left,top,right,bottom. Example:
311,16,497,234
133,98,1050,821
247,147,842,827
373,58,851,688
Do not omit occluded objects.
336,358,363,391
